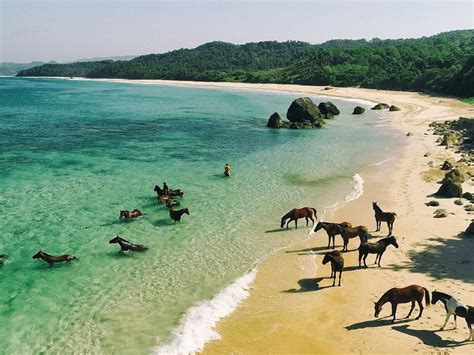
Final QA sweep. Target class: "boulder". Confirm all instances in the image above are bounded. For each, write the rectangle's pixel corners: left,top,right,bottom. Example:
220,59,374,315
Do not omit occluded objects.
318,102,340,116
352,106,365,115
464,204,474,212
267,112,285,128
389,105,401,111
433,209,448,218
286,97,325,128
424,152,431,157
462,192,473,200
425,200,440,207
443,169,465,184
436,179,462,198
465,221,474,235
441,160,454,170
454,199,464,205
406,132,413,136
441,132,462,147
371,103,390,110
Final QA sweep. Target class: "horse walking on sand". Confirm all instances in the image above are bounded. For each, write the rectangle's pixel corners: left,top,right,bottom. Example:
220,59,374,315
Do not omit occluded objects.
336,225,369,252
373,202,397,235
280,207,317,229
314,221,352,249
32,251,76,267
109,235,148,253
170,208,189,222
119,209,143,219
374,285,430,323
322,250,344,287
358,235,399,268
431,290,474,341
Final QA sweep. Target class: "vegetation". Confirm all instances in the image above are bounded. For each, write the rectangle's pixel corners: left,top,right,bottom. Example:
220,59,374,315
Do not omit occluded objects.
17,30,474,97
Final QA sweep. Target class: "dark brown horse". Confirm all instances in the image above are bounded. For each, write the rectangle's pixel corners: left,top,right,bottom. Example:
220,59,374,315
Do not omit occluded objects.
373,202,397,235
32,250,76,267
359,235,399,268
336,225,369,252
154,185,184,198
166,199,180,209
322,250,344,287
314,221,353,249
374,285,430,323
119,209,143,219
280,207,317,229
170,208,189,222
109,235,148,253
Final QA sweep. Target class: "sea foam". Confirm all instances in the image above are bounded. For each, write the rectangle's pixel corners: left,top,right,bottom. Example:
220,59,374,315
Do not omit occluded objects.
344,173,364,202
153,268,257,355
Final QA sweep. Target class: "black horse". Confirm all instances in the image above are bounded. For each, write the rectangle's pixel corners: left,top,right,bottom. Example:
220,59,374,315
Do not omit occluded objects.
169,208,189,222
358,235,399,268
372,202,396,235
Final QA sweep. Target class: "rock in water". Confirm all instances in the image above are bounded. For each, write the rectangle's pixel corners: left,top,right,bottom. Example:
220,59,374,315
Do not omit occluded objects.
441,160,454,170
352,106,365,115
318,102,340,116
465,222,474,235
371,103,390,110
286,97,325,128
436,179,463,198
389,105,401,111
267,112,285,128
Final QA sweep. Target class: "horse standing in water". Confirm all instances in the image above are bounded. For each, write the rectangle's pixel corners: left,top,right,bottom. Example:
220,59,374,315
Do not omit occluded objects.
374,285,430,323
170,208,189,222
372,202,397,235
336,225,369,251
0,254,9,266
358,235,399,268
280,207,317,229
431,290,473,341
314,221,352,249
109,236,148,253
32,251,76,267
119,209,143,219
322,250,344,287
154,185,184,198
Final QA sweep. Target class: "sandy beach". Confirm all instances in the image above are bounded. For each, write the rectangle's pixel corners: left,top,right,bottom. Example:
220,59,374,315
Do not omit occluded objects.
45,78,474,353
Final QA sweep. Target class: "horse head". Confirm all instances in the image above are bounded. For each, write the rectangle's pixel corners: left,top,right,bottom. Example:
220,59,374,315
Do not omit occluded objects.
183,208,190,215
119,210,129,219
390,236,399,248
372,202,378,208
109,235,121,244
32,251,43,259
322,253,331,265
431,290,441,305
374,302,382,317
314,221,324,232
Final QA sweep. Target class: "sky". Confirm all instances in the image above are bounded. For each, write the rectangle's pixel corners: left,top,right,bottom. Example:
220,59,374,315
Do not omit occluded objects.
1,0,472,63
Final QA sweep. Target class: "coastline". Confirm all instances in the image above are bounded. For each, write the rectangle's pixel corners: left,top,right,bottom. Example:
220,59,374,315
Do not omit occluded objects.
16,77,474,352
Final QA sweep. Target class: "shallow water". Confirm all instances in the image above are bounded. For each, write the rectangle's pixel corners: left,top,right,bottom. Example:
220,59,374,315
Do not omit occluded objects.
0,78,404,353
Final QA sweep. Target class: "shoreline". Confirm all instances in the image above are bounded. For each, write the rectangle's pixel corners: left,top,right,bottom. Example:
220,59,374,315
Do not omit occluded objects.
14,77,474,352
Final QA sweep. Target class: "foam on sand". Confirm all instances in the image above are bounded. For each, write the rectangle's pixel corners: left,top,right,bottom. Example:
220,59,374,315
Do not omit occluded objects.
344,173,364,202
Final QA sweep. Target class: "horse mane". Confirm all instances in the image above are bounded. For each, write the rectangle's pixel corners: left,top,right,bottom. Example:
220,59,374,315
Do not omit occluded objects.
377,287,395,305
433,290,452,300
373,202,383,213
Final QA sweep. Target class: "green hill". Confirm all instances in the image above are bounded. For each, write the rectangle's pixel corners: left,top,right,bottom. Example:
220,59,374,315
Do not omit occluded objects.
16,30,474,97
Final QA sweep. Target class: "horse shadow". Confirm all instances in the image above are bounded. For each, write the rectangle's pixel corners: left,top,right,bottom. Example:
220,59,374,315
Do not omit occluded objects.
265,228,289,234
392,325,464,348
286,246,329,254
282,277,333,293
346,317,412,330
151,219,174,227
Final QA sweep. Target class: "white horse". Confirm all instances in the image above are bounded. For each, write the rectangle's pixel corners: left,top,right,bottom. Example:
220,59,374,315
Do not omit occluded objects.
432,290,473,341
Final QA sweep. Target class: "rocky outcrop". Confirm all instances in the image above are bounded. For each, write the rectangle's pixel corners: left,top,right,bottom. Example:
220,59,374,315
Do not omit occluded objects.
441,132,462,147
389,105,401,111
352,106,365,115
443,169,465,184
465,221,474,235
318,102,340,117
462,192,473,200
371,103,390,110
436,179,462,198
441,160,454,170
286,97,325,128
267,112,286,128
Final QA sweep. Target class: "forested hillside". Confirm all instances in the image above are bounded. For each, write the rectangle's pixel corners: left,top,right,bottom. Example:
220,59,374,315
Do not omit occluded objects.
17,30,474,97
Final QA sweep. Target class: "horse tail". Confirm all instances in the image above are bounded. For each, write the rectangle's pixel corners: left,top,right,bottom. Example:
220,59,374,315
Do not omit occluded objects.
311,208,318,218
423,287,430,306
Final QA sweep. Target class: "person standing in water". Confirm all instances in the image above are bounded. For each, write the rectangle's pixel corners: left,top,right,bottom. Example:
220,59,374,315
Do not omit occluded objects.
224,163,231,177
163,182,170,195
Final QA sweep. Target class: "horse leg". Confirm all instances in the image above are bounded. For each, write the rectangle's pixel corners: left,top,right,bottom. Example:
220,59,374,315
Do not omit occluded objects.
391,303,398,323
338,270,342,286
295,219,298,229
453,314,457,329
363,253,369,268
415,298,424,319
378,252,383,267
286,219,291,229
309,216,314,226
358,250,363,267
406,301,416,318
440,313,451,330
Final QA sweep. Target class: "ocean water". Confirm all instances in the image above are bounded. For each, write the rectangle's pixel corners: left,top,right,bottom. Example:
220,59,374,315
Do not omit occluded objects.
0,78,404,353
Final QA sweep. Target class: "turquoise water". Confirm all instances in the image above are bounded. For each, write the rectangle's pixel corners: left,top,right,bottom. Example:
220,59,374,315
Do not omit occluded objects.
0,78,404,353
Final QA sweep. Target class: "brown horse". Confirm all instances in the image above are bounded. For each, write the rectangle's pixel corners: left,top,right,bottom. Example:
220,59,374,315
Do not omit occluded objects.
154,185,184,198
322,250,344,287
119,209,143,219
32,250,76,267
314,221,353,249
358,235,399,268
373,202,397,235
166,199,180,209
374,285,430,323
336,225,369,251
109,235,148,253
280,207,317,229
170,208,189,222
